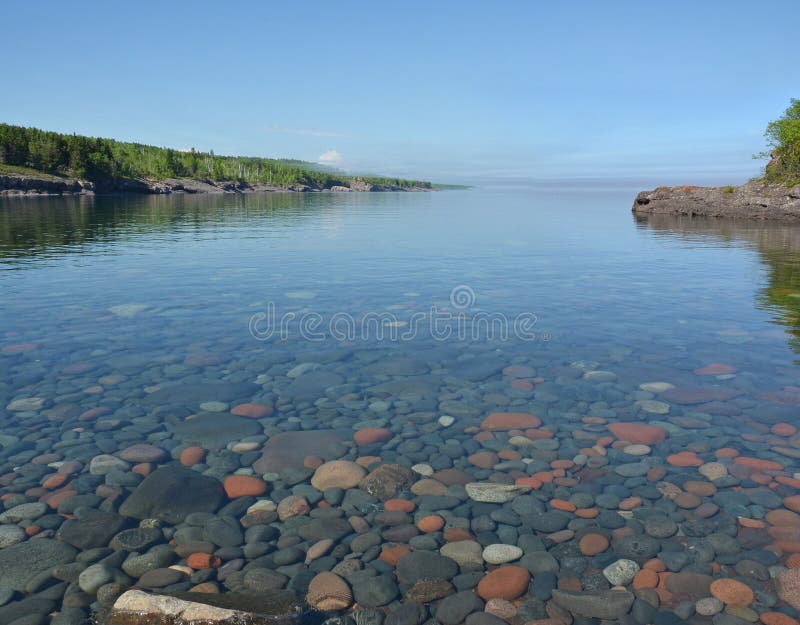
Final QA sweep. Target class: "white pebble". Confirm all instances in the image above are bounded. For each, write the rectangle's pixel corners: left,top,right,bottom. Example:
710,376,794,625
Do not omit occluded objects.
482,544,523,564
412,463,434,477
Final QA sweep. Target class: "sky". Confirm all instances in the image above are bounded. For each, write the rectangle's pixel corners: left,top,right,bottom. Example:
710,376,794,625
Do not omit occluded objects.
1,1,798,185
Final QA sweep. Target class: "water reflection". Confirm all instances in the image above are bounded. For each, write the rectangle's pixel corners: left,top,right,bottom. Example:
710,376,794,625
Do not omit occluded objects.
635,213,800,352
0,192,372,263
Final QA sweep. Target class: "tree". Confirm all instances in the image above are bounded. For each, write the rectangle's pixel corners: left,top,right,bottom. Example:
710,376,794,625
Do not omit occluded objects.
764,98,800,184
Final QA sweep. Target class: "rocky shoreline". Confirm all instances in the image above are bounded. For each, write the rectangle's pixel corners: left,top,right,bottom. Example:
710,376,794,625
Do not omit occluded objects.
0,173,430,197
633,181,800,221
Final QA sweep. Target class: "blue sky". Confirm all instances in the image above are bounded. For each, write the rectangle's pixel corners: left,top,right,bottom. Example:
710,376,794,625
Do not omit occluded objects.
1,1,797,184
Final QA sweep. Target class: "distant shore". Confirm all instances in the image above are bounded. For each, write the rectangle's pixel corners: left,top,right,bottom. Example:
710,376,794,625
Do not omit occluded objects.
633,180,800,221
0,171,433,197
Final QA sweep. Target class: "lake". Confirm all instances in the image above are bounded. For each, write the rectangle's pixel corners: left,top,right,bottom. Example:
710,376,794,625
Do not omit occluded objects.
1,188,800,622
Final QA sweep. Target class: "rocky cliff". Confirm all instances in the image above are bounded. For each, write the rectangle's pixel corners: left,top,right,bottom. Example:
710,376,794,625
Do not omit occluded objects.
633,180,800,221
0,172,93,195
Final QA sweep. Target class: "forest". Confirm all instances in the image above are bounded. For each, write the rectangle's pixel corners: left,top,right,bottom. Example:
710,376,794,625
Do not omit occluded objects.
0,123,431,189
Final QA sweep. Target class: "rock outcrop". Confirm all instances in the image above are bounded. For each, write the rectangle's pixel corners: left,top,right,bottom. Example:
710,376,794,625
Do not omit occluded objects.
633,181,800,221
0,173,93,195
0,172,427,196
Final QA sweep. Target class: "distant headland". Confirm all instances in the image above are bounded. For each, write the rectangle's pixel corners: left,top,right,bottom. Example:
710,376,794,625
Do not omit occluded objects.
634,99,800,221
0,123,434,196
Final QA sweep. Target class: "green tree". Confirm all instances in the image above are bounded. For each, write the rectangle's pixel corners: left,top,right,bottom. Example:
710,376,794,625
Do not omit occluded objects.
763,98,800,184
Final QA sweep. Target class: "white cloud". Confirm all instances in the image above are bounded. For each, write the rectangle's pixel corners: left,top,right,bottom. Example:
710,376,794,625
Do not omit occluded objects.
318,149,343,165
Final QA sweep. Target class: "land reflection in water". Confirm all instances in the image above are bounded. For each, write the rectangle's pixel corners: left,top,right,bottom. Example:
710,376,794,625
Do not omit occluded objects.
635,213,800,353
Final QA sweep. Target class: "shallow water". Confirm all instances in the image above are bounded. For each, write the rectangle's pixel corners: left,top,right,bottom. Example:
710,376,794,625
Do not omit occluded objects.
2,188,800,623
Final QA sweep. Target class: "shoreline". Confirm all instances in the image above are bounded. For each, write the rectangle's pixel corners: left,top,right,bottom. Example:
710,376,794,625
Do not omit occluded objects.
0,172,433,197
633,180,800,221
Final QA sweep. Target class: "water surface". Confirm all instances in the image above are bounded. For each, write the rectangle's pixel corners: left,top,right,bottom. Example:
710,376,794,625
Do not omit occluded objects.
1,188,800,621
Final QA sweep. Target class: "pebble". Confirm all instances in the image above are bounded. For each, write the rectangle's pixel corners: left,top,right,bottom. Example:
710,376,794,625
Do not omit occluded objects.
639,382,675,392
776,568,800,610
608,422,668,444
88,454,130,475
482,544,523,564
78,563,113,594
441,541,483,568
583,370,617,382
231,403,272,418
710,579,755,606
636,400,670,414
109,527,162,551
277,495,310,521
306,572,352,611
0,502,47,522
223,475,267,498
602,559,640,585
699,462,728,480
579,534,610,556
352,574,398,608
418,515,445,533
311,461,366,490
199,401,229,412
412,464,433,476
179,446,206,466
436,590,485,625
6,397,46,411
476,566,530,600
0,525,26,548
5,268,800,625
696,597,724,616
480,412,541,430
465,483,531,503
397,551,459,584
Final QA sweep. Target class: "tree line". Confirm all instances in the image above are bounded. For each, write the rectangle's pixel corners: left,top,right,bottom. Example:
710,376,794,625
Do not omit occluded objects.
0,123,431,189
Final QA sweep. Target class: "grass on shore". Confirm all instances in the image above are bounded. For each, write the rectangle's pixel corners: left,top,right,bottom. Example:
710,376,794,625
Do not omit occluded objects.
0,163,73,180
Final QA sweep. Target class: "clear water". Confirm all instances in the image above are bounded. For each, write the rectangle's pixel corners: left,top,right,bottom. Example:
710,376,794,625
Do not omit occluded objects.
2,188,800,619
2,189,798,384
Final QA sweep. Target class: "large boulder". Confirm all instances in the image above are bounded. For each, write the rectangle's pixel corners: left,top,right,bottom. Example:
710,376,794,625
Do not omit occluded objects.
119,466,226,524
253,430,346,474
168,413,262,449
0,538,77,591
56,508,127,549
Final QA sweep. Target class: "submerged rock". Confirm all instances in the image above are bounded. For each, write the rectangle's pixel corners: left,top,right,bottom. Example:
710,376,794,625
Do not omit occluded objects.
104,589,306,624
169,412,262,449
306,572,352,611
119,466,226,524
465,483,531,503
252,430,346,473
144,382,260,408
552,589,635,619
359,464,416,500
0,539,77,592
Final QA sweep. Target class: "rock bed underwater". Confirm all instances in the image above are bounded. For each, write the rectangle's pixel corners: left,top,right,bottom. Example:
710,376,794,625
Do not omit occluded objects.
2,345,800,625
